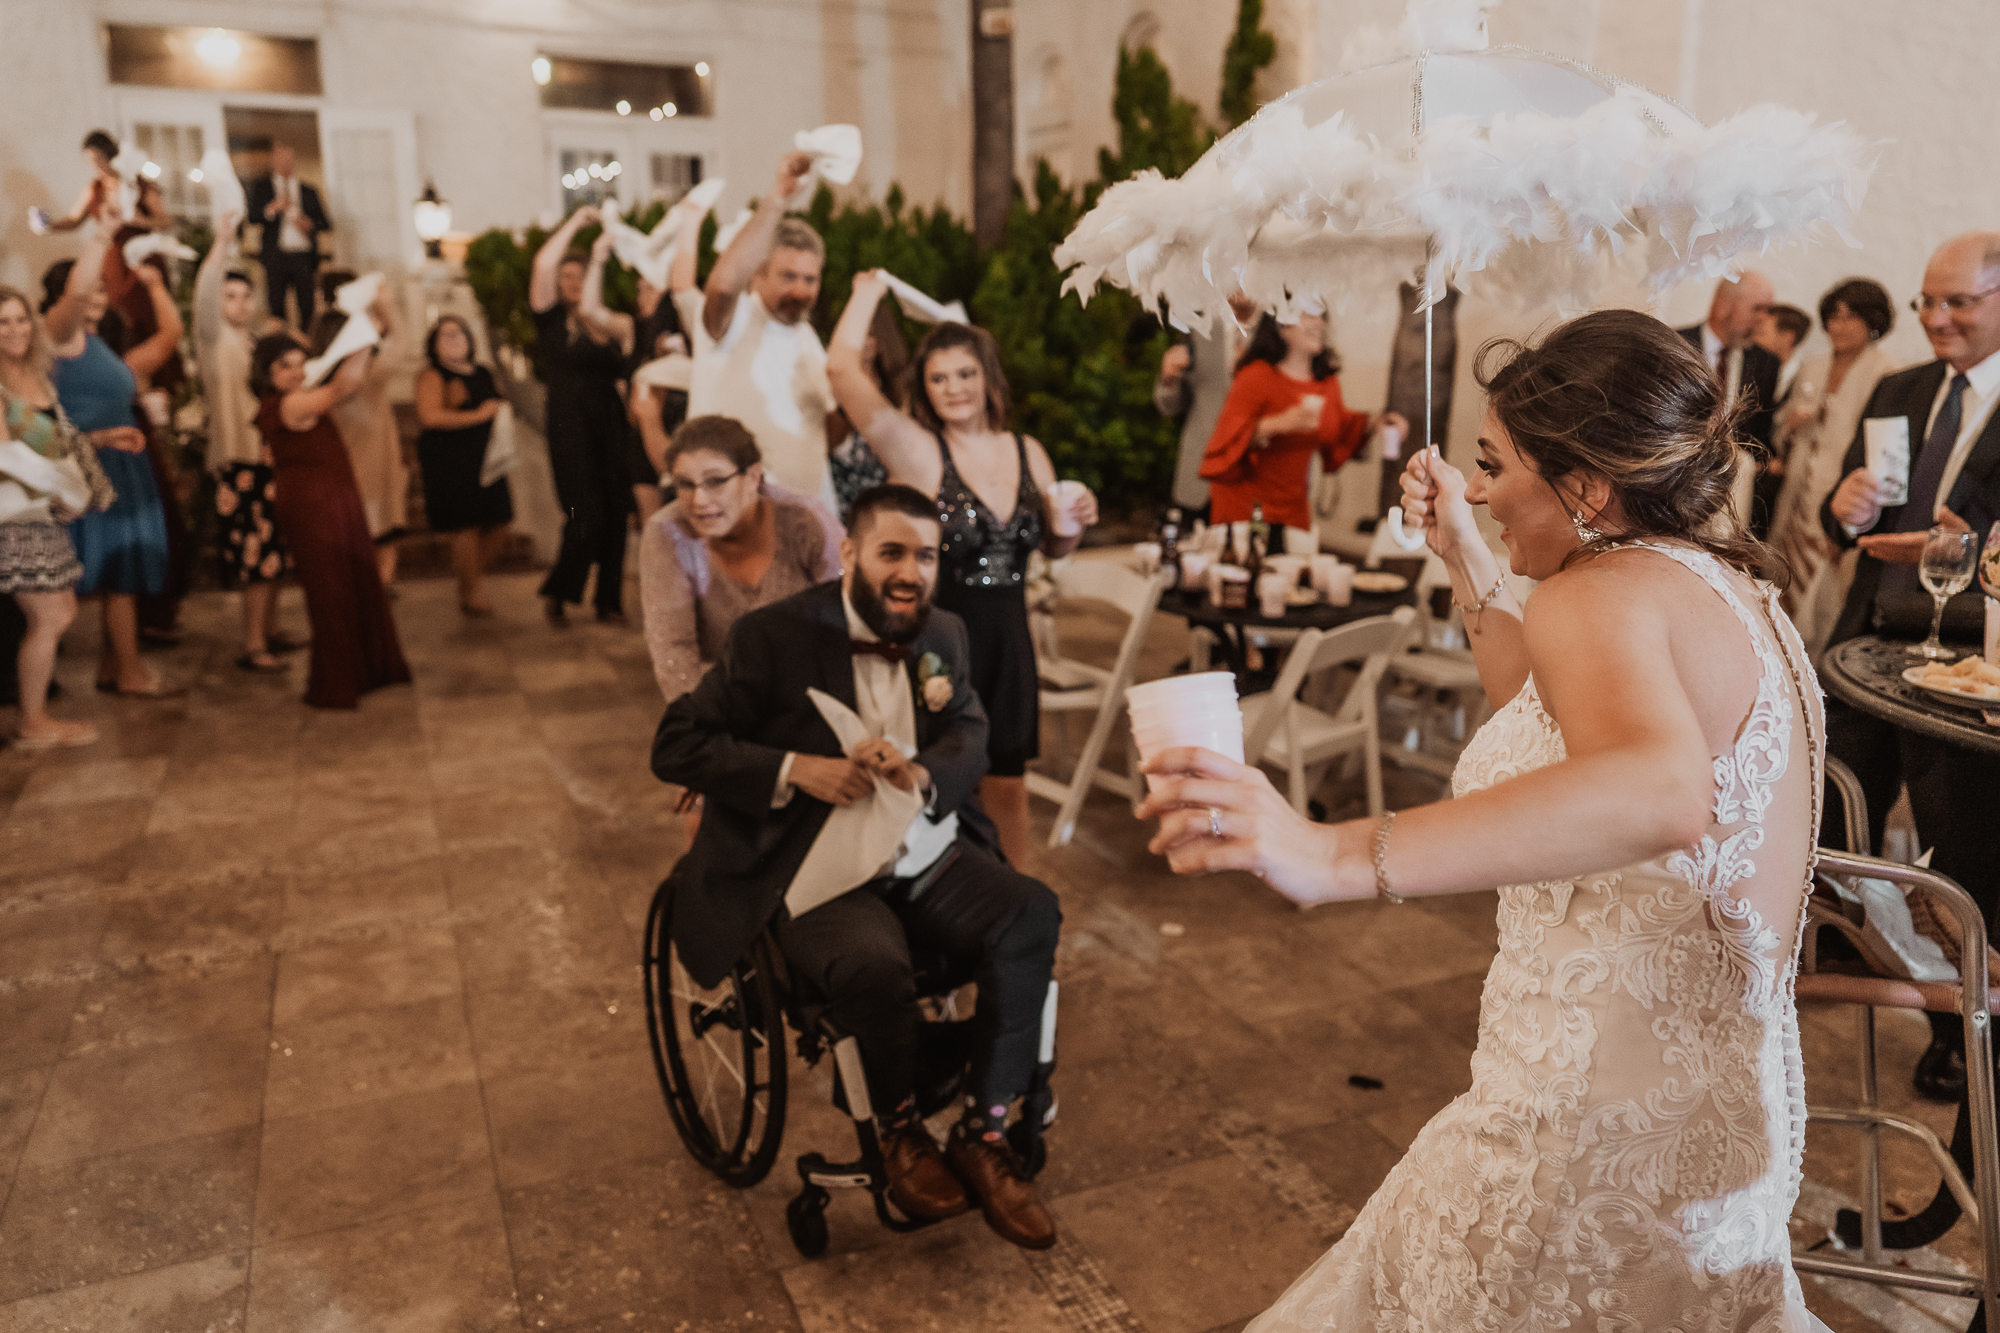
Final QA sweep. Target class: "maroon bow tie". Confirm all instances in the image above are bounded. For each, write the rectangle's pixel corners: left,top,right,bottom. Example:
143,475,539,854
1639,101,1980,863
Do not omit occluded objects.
850,639,909,664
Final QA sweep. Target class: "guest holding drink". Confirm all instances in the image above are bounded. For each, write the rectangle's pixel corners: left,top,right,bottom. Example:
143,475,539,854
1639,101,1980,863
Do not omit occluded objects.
251,335,411,709
828,270,1098,866
414,315,512,617
1201,311,1405,553
639,415,841,705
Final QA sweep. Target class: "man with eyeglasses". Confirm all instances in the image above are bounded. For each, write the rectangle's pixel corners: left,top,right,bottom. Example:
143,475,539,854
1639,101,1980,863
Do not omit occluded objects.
1821,230,2000,1103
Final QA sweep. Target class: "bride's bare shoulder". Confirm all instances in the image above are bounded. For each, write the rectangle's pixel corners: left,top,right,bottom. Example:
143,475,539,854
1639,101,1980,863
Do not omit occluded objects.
1524,545,1726,645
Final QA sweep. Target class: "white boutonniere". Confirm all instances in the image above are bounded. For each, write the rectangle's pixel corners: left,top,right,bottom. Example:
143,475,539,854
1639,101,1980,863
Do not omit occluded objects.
917,652,952,712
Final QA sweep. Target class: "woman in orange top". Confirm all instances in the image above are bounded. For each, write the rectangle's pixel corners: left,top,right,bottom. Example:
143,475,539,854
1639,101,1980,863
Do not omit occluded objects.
1200,311,1405,545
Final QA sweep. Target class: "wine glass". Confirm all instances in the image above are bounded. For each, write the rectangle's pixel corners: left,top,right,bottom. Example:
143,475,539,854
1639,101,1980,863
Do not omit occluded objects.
1912,525,1978,660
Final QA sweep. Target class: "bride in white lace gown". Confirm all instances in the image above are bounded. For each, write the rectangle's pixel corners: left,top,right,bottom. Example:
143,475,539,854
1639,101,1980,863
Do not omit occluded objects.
1140,310,1832,1332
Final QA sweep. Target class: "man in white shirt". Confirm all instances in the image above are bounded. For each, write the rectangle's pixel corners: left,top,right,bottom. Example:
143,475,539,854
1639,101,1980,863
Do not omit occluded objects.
245,143,332,328
654,485,1062,1250
691,151,838,506
1821,230,2000,1103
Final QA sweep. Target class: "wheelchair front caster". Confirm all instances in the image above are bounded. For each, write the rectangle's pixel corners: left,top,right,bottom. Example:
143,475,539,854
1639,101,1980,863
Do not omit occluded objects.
787,1188,831,1257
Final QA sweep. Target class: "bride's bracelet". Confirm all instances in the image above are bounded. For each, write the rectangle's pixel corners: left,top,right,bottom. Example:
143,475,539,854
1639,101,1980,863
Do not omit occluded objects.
1372,811,1405,905
1453,572,1507,635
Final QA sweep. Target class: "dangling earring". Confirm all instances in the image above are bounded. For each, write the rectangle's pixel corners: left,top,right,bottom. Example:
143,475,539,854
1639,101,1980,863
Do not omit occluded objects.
1570,507,1604,544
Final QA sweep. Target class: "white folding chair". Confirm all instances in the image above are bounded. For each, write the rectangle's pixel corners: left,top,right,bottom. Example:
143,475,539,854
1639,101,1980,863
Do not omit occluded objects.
1240,606,1419,819
1381,599,1490,782
1027,562,1171,848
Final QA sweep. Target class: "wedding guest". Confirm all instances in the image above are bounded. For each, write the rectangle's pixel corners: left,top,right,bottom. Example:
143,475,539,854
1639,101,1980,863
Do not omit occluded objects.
1678,273,1781,537
1767,278,1896,648
41,131,179,395
692,151,837,504
1757,303,1813,405
100,257,192,648
827,300,907,523
1148,309,1826,1328
194,212,302,672
627,193,710,520
828,270,1098,867
1820,232,2000,1103
529,206,634,626
1202,311,1405,551
40,131,171,236
573,224,668,526
244,144,332,328
640,415,841,705
0,284,115,748
1155,289,1258,517
309,272,409,588
251,334,411,709
42,207,179,698
413,315,512,617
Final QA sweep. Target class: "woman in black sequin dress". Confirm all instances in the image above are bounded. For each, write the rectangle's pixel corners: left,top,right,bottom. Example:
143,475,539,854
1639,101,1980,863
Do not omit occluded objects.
827,270,1099,865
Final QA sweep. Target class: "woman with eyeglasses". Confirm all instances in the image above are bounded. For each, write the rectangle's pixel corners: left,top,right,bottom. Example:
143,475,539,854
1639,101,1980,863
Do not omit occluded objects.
639,414,841,705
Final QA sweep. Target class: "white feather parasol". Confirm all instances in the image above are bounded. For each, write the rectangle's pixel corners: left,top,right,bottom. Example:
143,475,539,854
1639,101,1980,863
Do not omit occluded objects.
1053,0,1874,324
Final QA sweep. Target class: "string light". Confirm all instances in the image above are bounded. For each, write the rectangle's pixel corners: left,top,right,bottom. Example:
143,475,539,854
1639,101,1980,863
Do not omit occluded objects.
615,99,630,116
649,107,663,121
662,102,677,118
188,168,205,183
694,61,709,77
195,28,241,69
531,56,551,85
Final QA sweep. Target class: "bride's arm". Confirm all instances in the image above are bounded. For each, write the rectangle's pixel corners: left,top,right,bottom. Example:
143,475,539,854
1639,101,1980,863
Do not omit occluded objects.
1138,563,1715,905
1397,447,1528,709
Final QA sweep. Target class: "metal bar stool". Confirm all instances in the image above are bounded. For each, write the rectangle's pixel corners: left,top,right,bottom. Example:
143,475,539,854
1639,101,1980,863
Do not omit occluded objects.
1793,761,2000,1326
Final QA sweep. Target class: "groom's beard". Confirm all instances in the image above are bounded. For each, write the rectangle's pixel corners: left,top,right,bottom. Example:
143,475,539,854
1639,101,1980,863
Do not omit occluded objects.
850,567,932,644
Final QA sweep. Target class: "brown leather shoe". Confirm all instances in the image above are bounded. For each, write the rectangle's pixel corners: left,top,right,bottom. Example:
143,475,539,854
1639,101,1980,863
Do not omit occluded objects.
881,1126,969,1220
946,1131,1056,1249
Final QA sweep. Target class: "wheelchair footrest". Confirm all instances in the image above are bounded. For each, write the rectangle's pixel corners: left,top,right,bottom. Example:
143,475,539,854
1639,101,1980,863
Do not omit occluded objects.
796,1151,880,1193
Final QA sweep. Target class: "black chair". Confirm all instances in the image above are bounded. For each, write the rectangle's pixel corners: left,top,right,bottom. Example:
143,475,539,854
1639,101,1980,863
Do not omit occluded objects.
642,876,1057,1257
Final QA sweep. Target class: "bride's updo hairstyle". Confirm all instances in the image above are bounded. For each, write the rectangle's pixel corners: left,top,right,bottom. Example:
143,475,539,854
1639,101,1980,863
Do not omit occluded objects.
1474,307,1772,580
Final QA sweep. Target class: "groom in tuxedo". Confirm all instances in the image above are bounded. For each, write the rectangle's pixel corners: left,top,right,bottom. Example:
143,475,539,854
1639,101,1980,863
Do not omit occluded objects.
653,484,1062,1249
1820,230,2000,1102
1680,272,1783,537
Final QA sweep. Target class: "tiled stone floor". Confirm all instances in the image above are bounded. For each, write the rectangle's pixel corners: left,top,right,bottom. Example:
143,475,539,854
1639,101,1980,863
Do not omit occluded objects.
0,567,1977,1331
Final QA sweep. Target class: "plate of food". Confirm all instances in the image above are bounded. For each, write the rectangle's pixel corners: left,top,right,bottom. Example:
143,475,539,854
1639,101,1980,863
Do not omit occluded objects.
1352,571,1409,594
1284,587,1321,607
1902,659,2000,707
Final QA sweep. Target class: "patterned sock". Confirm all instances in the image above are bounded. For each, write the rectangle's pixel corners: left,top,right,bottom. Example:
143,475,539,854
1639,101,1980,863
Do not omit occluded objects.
876,1096,921,1138
955,1095,1009,1144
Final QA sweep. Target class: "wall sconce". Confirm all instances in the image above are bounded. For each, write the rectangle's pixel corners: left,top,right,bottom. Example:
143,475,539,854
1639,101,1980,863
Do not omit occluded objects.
413,180,451,260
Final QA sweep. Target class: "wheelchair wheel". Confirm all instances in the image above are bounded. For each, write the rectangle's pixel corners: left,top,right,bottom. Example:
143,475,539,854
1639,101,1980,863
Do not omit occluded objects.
786,1188,831,1258
643,881,787,1187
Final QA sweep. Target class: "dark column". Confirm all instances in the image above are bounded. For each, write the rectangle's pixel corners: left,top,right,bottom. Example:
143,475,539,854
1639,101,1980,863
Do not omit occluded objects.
971,0,1016,248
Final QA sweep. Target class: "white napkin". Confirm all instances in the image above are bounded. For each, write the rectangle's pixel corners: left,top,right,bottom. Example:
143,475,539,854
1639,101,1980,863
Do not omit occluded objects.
480,403,517,487
199,148,246,222
782,688,926,919
712,207,754,255
333,272,385,316
302,311,381,388
121,232,198,269
681,177,727,215
880,272,968,325
633,354,693,393
0,440,90,520
794,124,864,190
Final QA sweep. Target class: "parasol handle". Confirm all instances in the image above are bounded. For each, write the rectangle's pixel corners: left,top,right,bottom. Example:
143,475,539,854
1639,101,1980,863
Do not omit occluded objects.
1382,444,1440,552
1381,291,1438,554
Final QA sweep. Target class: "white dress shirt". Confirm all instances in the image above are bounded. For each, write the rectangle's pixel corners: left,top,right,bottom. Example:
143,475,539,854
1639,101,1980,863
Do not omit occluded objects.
1700,324,1744,404
272,175,312,253
772,589,958,882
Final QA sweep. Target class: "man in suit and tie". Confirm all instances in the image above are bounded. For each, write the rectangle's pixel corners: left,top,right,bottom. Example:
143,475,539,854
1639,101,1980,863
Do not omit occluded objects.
1680,273,1783,537
653,484,1062,1249
1820,230,2000,1101
243,143,332,329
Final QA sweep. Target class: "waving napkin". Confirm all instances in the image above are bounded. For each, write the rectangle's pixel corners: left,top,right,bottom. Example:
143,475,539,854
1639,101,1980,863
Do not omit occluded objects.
782,687,926,919
198,148,246,223
786,124,864,205
603,178,730,287
121,232,199,269
880,272,968,325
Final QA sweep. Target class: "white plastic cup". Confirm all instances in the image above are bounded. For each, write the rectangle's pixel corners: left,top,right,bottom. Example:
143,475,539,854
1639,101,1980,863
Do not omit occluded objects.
1178,551,1211,590
1299,394,1325,427
1258,573,1289,618
1864,418,1911,506
1321,562,1354,608
1378,421,1405,460
1267,555,1308,588
1131,542,1161,576
1127,671,1238,713
1046,480,1089,537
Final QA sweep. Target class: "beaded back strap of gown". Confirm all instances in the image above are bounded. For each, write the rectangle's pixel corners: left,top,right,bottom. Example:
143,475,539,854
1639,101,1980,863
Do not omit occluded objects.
1248,542,1829,1333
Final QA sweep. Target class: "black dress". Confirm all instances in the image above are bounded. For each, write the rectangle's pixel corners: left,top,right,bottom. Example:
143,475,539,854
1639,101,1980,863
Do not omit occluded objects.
629,303,689,487
933,433,1043,779
415,365,514,532
534,303,632,613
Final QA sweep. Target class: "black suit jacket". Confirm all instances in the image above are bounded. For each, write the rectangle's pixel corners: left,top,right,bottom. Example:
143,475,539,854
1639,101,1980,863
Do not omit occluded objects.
242,176,332,262
1818,360,2000,646
652,581,995,987
1679,325,1781,457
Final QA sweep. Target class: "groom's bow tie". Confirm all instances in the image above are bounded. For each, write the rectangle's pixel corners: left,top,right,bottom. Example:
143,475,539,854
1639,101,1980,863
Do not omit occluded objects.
849,639,909,664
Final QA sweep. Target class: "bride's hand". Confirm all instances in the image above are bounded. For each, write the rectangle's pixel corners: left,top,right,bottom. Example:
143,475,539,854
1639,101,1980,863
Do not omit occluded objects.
1398,448,1478,559
1136,748,1360,907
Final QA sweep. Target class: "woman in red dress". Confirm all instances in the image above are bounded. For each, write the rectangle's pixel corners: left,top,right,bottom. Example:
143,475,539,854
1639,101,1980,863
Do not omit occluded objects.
1201,311,1406,549
249,335,411,709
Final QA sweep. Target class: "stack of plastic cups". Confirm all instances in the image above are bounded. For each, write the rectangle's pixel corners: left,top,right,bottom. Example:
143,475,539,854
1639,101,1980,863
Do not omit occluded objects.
1126,672,1244,791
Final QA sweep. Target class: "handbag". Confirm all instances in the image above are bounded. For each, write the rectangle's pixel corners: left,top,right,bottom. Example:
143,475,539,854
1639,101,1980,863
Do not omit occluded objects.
479,402,518,488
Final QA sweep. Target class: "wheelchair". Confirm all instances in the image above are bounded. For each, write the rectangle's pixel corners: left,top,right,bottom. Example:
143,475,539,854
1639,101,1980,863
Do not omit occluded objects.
642,875,1058,1258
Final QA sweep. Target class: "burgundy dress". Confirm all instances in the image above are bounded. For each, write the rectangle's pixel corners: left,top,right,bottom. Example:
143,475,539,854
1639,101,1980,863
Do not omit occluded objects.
258,396,411,709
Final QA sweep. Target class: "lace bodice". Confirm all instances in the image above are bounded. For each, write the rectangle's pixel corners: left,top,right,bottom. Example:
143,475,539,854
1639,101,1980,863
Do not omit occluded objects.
1250,544,1829,1333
